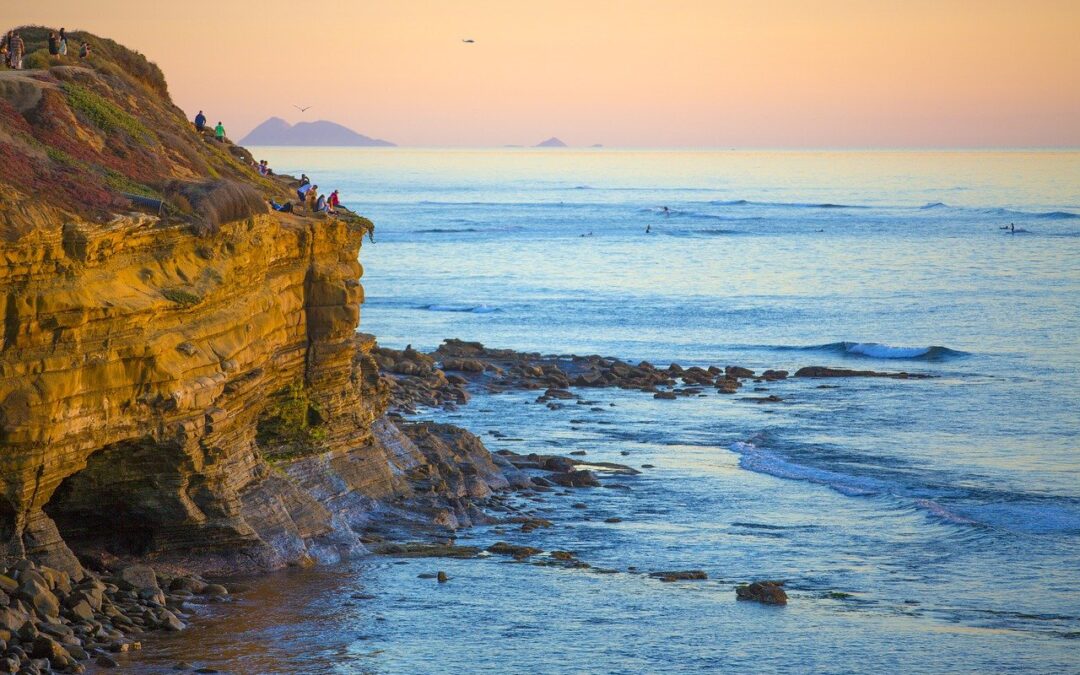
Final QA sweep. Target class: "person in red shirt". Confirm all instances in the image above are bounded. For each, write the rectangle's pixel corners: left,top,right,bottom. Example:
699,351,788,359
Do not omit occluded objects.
327,189,340,214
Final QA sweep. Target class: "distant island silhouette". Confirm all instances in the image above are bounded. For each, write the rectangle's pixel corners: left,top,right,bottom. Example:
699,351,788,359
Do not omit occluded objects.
535,137,568,147
240,117,395,146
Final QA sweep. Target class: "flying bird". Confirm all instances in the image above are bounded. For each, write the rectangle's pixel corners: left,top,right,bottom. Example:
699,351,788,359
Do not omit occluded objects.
462,39,475,43
294,105,312,112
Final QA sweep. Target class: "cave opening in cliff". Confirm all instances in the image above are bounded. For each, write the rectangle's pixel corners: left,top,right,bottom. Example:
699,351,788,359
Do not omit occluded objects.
0,496,16,543
42,439,168,557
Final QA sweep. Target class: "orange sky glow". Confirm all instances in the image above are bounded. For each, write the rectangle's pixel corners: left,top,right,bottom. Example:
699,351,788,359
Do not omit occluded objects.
7,0,1080,147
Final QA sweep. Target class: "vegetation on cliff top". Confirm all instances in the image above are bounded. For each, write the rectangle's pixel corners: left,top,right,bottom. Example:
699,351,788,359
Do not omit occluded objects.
0,26,289,234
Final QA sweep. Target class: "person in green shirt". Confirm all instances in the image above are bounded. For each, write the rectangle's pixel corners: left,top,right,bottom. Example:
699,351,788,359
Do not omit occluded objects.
214,122,225,142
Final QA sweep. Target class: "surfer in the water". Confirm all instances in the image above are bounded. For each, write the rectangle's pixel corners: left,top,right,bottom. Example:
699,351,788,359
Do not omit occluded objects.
662,206,670,216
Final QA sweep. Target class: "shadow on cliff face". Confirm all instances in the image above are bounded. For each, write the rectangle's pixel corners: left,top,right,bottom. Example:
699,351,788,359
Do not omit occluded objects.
0,496,15,543
42,438,213,559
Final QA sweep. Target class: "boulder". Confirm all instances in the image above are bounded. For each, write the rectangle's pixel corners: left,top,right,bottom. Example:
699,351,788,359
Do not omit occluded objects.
487,542,543,559
16,577,60,618
115,565,159,592
726,366,754,378
736,580,788,605
169,577,208,594
549,470,600,488
31,634,72,666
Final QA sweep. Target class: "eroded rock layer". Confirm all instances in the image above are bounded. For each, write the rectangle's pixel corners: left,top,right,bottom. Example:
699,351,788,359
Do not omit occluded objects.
0,210,402,575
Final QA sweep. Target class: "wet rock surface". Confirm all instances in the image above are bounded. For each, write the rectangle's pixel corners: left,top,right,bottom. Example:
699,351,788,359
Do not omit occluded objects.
736,580,789,605
377,339,931,414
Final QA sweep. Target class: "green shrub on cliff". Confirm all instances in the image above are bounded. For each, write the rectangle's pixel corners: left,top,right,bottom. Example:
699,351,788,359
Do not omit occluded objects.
256,382,328,460
62,82,153,143
161,288,202,306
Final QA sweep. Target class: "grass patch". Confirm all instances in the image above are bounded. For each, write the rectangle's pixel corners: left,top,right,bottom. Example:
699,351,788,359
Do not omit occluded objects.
62,81,153,143
256,382,328,461
163,179,267,235
104,168,160,198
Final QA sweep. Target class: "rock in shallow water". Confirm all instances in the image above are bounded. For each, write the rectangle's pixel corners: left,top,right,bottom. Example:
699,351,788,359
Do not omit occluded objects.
736,580,788,605
649,570,708,582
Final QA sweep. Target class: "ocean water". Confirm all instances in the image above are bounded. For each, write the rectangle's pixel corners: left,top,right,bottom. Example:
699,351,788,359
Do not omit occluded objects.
136,149,1079,674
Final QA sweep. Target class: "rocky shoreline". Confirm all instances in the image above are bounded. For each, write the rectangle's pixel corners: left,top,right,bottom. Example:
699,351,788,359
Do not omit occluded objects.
0,332,927,671
375,337,930,415
0,561,226,673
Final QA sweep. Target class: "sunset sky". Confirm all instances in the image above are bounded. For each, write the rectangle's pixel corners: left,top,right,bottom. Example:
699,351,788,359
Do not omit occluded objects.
7,0,1080,147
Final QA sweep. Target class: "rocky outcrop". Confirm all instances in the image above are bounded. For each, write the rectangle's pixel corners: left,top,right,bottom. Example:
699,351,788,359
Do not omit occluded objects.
793,366,932,379
736,580,788,605
0,207,386,575
0,26,494,579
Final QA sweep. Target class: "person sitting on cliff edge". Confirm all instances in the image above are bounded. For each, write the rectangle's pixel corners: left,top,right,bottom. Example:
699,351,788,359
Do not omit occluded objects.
194,110,206,132
306,185,320,211
296,180,313,206
327,189,340,214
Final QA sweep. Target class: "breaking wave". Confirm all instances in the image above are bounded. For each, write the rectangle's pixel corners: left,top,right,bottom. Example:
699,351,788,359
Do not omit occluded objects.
707,199,863,209
773,341,968,361
729,442,889,497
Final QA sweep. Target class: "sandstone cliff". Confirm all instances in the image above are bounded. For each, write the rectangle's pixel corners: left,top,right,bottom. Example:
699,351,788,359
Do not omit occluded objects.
0,28,515,577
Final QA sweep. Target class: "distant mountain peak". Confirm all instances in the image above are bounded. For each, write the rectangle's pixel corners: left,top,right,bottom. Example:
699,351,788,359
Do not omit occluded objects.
239,118,395,146
535,137,567,147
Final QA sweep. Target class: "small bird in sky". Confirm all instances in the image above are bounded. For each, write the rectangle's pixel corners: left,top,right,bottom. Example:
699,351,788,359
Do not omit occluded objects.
462,39,475,43
294,105,312,112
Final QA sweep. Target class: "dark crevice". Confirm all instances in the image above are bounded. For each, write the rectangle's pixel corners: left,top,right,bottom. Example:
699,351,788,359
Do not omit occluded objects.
42,439,169,556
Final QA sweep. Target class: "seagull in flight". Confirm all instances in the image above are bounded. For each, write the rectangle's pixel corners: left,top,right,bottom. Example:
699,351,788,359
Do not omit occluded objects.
462,39,475,43
294,105,312,112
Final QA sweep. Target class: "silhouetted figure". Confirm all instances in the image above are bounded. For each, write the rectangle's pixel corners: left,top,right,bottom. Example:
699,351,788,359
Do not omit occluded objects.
645,225,651,234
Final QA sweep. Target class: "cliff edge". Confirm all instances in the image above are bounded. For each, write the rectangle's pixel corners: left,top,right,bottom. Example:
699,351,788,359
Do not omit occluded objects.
0,28,511,578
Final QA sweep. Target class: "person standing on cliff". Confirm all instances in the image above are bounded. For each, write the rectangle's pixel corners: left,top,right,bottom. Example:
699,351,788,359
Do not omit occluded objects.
214,121,226,142
59,28,68,56
8,32,24,69
48,32,60,57
194,110,206,132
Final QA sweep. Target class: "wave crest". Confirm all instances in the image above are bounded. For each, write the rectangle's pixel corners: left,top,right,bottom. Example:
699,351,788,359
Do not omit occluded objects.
772,341,967,361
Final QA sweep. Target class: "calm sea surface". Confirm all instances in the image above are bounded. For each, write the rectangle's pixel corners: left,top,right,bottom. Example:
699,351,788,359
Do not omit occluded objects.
135,149,1079,673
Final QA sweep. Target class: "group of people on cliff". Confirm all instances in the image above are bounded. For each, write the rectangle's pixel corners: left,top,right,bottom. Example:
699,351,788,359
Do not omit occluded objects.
188,113,344,220
295,175,340,214
193,111,227,143
2,28,92,70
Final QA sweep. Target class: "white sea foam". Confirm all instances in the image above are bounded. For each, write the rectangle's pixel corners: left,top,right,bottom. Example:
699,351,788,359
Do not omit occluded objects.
729,442,888,497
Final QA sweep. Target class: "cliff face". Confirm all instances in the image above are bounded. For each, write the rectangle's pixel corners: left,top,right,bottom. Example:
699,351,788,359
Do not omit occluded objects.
0,209,379,574
0,27,519,577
